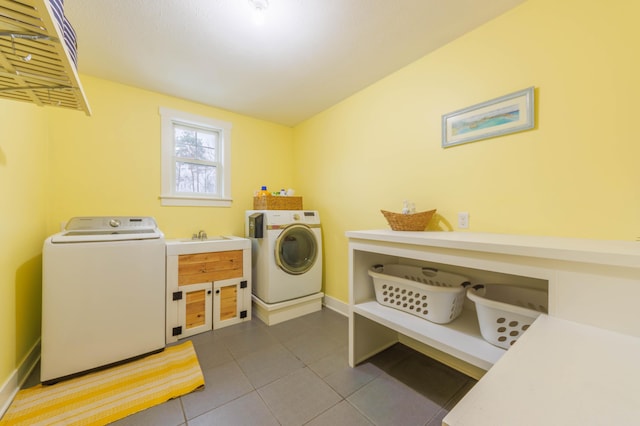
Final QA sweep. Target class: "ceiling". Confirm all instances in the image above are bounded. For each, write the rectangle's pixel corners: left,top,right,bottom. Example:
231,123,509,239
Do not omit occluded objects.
64,0,524,126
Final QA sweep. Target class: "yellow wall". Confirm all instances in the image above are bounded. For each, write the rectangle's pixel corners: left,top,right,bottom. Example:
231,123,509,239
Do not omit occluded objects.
0,101,48,384
1,76,294,392
294,0,640,302
46,75,295,238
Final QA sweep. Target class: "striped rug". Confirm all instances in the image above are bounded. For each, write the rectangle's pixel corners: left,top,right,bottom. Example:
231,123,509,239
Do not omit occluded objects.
0,341,204,426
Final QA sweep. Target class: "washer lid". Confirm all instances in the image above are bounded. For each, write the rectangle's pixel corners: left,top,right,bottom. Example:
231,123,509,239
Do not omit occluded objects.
50,216,163,243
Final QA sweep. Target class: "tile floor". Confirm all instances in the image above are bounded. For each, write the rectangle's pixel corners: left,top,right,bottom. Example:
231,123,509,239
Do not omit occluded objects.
25,308,476,425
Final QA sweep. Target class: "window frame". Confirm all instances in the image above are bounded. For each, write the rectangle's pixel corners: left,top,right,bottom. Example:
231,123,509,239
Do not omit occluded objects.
159,107,232,207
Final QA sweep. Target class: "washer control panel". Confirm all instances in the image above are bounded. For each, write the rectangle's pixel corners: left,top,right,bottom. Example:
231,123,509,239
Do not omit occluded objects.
65,216,158,231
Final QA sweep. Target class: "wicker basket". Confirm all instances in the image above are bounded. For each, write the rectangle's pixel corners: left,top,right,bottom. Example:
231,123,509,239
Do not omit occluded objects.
253,196,303,210
381,209,436,231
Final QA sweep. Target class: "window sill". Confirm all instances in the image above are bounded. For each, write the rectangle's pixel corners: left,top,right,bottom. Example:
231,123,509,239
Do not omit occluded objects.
160,195,232,207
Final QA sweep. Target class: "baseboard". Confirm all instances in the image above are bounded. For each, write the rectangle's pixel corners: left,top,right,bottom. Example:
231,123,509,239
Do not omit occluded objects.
322,294,348,317
0,339,40,418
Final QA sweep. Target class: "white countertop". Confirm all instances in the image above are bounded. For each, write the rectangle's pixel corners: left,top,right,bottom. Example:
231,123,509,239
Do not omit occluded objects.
443,315,640,426
346,230,640,268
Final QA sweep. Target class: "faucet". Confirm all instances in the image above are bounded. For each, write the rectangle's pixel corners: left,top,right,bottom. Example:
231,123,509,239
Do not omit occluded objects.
192,230,208,240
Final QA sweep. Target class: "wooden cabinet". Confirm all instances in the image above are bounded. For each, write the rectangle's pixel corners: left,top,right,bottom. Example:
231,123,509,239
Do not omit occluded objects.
166,238,251,343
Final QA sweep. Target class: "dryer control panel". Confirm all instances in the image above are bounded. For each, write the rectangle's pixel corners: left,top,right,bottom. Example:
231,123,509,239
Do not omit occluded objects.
266,210,320,226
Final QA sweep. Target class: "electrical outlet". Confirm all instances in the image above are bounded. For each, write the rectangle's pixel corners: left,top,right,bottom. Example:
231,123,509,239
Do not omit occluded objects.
458,212,469,229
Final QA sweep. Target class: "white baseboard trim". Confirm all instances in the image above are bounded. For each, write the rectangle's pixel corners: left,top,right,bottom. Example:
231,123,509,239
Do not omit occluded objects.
322,294,348,317
0,339,40,418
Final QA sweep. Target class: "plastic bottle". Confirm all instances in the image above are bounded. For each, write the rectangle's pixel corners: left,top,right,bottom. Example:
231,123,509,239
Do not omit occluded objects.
402,200,410,214
258,186,271,197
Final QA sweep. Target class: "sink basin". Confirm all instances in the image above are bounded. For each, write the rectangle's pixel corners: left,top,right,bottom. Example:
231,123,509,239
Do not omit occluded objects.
177,236,230,242
165,235,250,255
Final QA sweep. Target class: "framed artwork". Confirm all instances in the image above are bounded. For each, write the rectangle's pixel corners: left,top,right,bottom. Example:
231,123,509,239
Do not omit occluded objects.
442,87,535,148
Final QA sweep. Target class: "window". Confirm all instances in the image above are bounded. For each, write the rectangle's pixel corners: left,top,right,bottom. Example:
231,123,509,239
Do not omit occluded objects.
160,107,232,207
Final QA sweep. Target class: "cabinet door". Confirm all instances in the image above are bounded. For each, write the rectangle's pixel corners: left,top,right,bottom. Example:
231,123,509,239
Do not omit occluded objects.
213,280,250,329
177,282,213,338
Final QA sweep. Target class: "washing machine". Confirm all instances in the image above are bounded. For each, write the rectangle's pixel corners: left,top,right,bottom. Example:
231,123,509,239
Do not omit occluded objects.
245,210,322,304
42,216,166,384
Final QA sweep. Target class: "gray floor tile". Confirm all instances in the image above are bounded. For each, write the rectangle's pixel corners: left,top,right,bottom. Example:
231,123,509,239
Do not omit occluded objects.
258,367,342,426
109,397,184,426
220,324,279,359
213,317,267,339
188,391,279,426
323,360,383,397
306,400,374,426
236,342,305,388
181,361,254,420
189,336,234,371
387,352,473,406
282,327,344,364
308,346,349,378
347,373,442,426
367,343,415,371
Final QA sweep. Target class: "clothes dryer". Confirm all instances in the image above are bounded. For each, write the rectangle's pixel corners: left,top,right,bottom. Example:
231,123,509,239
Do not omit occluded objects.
245,210,322,303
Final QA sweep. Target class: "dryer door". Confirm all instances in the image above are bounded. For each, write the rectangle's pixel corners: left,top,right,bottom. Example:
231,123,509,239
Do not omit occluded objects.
274,224,318,275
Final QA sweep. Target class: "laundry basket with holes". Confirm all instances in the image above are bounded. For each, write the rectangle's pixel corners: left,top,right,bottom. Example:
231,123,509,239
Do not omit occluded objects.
466,284,548,349
368,264,470,324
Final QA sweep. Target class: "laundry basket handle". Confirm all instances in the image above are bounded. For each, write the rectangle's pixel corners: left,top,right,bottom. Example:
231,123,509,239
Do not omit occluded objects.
421,267,438,277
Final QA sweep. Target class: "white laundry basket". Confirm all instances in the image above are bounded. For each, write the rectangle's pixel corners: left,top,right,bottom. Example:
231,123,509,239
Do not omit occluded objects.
368,264,470,324
467,284,548,349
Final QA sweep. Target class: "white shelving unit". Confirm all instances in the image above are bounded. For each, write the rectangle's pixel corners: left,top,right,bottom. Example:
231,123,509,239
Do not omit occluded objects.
0,0,91,114
347,230,640,378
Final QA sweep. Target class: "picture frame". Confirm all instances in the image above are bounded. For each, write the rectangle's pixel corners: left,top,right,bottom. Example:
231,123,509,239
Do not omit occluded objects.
442,87,535,148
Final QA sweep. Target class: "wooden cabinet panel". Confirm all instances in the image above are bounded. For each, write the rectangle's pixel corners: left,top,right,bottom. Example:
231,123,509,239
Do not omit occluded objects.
213,280,250,329
219,285,238,321
178,250,243,285
186,289,207,329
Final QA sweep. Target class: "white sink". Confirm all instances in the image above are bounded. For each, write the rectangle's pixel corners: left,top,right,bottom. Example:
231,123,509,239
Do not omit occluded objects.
165,235,250,255
176,236,231,242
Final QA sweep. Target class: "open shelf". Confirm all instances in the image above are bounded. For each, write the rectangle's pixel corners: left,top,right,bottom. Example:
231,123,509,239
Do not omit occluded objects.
347,232,550,376
353,300,505,370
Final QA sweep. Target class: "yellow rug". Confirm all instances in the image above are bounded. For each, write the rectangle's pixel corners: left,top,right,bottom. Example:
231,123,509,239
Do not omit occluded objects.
0,341,204,426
